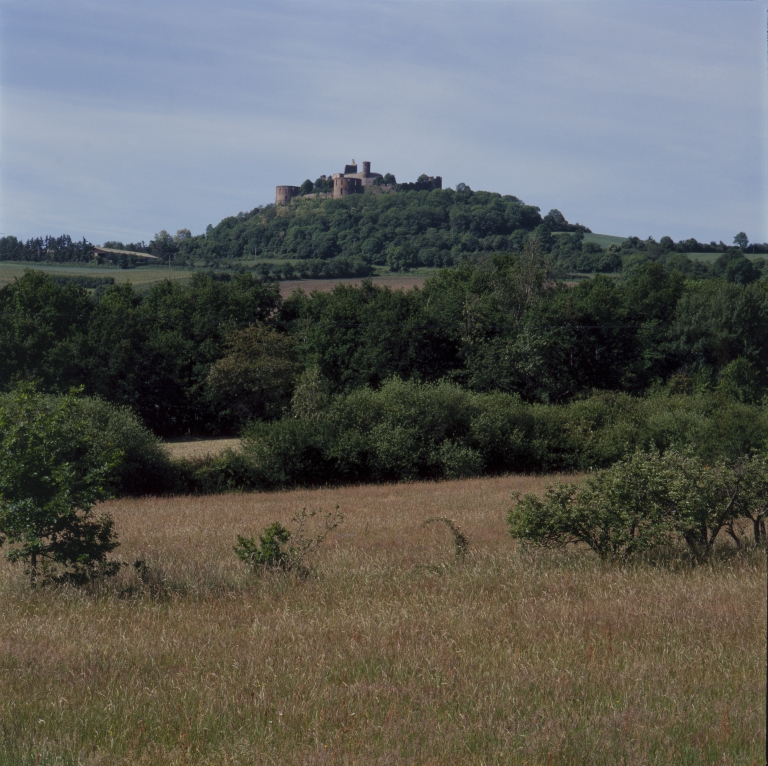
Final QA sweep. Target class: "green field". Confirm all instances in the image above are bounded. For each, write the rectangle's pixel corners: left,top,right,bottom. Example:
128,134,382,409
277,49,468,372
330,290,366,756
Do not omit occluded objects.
685,252,765,263
0,261,195,289
553,232,628,249
582,232,628,248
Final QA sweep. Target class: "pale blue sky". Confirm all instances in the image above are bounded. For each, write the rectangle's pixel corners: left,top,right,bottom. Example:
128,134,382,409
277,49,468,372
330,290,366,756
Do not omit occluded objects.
1,1,766,245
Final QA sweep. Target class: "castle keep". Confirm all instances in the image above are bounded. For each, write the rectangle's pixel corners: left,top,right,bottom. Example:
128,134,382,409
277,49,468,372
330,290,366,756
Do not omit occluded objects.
276,160,442,205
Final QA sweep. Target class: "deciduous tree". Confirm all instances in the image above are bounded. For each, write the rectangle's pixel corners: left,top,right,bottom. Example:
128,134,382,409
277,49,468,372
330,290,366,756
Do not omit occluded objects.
0,386,122,588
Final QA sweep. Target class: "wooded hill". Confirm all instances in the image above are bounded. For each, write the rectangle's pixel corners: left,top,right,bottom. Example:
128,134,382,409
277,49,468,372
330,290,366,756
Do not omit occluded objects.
1,184,766,282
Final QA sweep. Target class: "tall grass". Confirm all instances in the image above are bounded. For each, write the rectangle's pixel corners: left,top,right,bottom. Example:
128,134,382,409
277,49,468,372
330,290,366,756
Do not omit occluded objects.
0,475,764,765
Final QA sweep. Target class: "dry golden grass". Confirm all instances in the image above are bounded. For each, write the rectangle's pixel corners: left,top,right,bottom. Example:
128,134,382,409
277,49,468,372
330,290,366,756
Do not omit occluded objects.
0,475,765,765
164,437,242,461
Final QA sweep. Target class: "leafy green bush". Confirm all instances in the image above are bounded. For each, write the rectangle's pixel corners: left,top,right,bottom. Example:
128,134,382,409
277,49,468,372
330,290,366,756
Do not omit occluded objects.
235,507,343,575
236,381,768,490
0,390,177,497
508,450,768,563
234,523,292,571
436,441,484,479
70,397,178,496
241,419,333,488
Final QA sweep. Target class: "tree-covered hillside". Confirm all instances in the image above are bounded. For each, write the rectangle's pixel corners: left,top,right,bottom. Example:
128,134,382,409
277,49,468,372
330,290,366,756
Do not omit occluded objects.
158,186,553,271
3,184,766,285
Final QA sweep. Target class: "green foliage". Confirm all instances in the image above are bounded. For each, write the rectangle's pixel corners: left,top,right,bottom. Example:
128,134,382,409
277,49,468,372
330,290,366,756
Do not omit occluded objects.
0,269,283,435
255,255,374,280
436,441,484,479
712,252,761,285
508,449,768,563
736,453,768,544
73,398,178,496
186,187,544,268
51,274,116,290
235,507,343,575
508,452,674,561
0,386,122,586
205,324,302,427
733,232,749,251
3,239,767,440
236,380,768,490
0,234,94,263
234,522,291,571
0,391,177,497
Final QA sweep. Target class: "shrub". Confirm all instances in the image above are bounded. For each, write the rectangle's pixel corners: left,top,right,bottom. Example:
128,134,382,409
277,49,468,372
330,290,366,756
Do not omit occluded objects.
508,449,768,563
0,391,177,497
71,397,178,496
235,507,344,576
234,522,291,571
508,451,673,562
178,449,265,494
230,382,768,493
436,441,484,479
241,419,332,488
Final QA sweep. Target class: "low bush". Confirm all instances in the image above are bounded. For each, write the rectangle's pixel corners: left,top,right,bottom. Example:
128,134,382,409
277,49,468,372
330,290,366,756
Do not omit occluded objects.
70,397,180,496
234,507,344,576
24,381,759,498
507,450,768,563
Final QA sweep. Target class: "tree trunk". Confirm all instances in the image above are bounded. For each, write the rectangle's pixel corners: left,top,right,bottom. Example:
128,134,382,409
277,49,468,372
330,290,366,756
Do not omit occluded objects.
30,551,37,590
754,518,765,545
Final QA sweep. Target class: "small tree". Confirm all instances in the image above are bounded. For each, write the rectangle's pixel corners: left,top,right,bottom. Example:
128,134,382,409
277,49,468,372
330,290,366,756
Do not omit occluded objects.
733,232,749,251
0,386,122,587
663,451,741,563
508,451,673,562
508,449,763,564
735,453,768,544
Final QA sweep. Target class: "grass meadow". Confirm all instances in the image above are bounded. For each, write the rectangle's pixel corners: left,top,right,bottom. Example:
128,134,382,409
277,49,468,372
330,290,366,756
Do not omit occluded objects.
164,437,242,461
0,475,765,765
0,262,195,289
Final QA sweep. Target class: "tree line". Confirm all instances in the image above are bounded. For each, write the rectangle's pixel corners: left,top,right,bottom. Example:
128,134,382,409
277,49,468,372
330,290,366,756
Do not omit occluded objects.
1,245,766,437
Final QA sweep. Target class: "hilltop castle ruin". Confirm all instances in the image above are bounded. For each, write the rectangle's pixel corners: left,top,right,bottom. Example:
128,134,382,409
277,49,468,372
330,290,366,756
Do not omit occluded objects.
276,160,442,205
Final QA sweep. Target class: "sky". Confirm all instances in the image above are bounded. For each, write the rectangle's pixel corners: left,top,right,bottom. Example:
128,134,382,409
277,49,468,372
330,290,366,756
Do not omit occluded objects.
1,1,766,246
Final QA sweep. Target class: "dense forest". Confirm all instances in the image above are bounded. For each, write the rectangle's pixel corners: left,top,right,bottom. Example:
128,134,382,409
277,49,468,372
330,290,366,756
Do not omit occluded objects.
1,185,767,492
1,246,766,436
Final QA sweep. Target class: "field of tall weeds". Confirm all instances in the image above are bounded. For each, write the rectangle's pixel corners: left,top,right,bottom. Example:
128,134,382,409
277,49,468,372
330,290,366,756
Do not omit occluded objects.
0,474,765,765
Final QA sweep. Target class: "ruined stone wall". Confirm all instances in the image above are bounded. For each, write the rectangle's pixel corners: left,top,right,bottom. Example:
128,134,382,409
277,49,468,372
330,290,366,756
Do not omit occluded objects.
333,175,362,199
